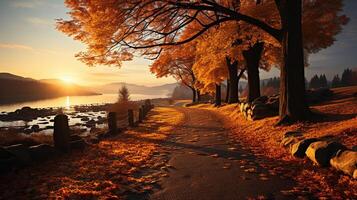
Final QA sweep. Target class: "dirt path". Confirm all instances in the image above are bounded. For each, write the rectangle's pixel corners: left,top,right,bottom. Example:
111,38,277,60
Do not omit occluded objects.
0,106,302,199
146,107,297,200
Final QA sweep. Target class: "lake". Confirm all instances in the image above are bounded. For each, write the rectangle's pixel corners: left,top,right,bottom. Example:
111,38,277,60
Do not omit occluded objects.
0,93,167,112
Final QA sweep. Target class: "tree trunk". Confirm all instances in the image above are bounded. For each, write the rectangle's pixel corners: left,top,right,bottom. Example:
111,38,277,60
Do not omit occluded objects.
225,80,230,103
196,89,201,102
215,84,221,106
226,57,239,103
243,42,264,102
279,0,310,123
190,87,196,103
237,69,246,103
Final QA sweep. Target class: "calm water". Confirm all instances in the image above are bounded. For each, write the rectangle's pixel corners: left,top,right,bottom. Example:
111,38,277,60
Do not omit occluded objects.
0,93,167,112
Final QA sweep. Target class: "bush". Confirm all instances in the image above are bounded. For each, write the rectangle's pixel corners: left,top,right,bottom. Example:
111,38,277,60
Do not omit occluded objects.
0,131,53,147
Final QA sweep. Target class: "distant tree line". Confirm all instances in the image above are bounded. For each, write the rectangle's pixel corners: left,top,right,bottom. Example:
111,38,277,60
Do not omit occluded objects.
309,68,357,89
255,68,357,96
331,68,357,88
309,74,328,89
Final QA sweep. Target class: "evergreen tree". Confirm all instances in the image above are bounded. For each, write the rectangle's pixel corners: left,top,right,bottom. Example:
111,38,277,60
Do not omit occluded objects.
341,68,353,86
309,75,320,89
319,74,328,88
331,74,341,88
118,85,130,102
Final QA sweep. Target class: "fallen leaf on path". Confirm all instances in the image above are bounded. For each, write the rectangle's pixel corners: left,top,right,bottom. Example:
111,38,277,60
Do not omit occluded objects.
210,154,219,158
244,168,257,173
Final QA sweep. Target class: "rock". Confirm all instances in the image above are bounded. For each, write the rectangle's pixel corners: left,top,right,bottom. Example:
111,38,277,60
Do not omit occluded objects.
23,128,33,134
70,139,87,150
283,131,303,139
31,125,40,132
81,116,90,121
4,144,31,165
29,144,56,161
280,137,301,148
87,119,96,125
330,150,357,177
306,141,346,167
252,96,268,105
291,138,320,158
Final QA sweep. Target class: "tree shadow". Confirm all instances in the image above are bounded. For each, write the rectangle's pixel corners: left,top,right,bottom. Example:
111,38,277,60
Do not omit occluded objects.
308,109,357,123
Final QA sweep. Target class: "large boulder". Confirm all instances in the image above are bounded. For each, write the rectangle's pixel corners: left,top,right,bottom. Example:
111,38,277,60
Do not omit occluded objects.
283,131,303,139
29,144,56,161
4,144,31,165
280,137,301,149
330,150,357,178
252,96,268,105
291,138,320,158
306,141,346,167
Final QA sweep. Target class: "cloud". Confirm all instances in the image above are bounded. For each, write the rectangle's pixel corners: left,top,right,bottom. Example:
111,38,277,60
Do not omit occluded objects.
26,17,52,26
0,43,58,55
0,43,34,51
11,0,43,8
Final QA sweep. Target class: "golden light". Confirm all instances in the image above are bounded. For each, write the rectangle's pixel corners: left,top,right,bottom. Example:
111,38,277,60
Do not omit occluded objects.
60,76,74,84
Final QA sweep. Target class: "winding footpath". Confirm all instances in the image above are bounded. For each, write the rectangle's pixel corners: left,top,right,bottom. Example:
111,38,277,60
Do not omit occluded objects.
145,107,296,200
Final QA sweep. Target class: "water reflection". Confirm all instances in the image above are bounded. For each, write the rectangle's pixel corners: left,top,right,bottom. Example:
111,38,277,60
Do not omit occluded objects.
0,93,167,112
66,96,70,110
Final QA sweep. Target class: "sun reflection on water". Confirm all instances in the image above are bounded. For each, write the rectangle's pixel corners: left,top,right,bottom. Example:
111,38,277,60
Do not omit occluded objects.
66,96,70,110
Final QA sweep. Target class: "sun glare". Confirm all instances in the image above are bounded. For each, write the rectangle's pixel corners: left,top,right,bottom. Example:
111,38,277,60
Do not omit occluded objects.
60,76,74,84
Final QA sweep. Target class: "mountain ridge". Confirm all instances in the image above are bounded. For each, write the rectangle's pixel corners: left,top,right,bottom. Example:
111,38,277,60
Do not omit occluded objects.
0,73,100,105
92,82,178,96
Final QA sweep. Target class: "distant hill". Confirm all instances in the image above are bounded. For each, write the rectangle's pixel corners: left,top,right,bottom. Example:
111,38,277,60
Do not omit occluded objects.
0,73,34,81
0,73,100,105
93,82,178,96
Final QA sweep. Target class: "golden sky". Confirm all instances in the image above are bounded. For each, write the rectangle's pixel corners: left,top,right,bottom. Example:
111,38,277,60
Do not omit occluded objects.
0,0,356,86
0,0,175,86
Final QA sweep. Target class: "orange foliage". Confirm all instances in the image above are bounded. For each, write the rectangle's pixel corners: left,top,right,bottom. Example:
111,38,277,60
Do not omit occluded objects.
0,107,184,199
150,42,197,90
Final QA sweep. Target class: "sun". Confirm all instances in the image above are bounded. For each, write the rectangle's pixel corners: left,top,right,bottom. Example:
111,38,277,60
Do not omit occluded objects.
60,76,74,84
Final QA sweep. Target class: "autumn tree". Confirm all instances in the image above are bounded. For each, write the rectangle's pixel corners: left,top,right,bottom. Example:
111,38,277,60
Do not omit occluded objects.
150,43,200,103
192,22,249,104
58,0,348,123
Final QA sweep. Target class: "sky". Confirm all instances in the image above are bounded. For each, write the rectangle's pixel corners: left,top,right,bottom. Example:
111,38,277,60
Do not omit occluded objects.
0,0,356,86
